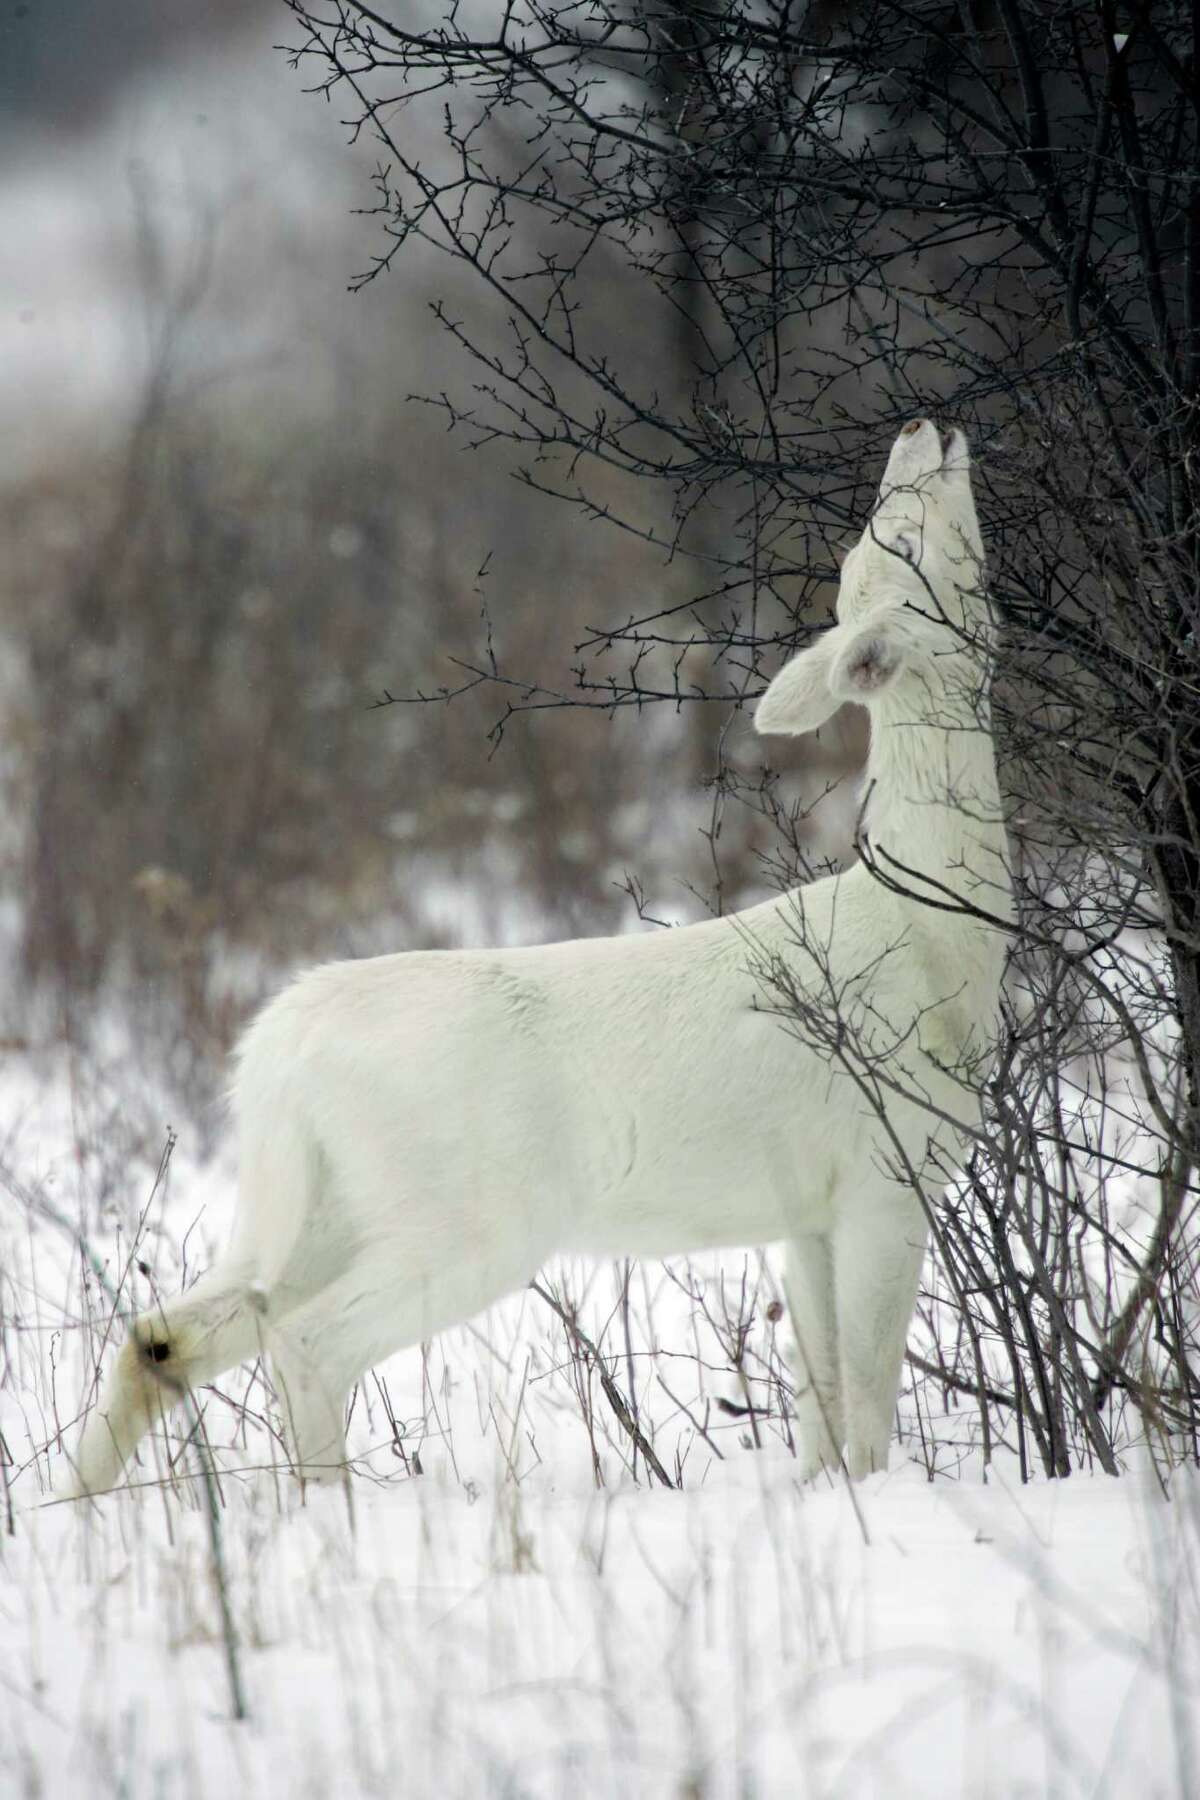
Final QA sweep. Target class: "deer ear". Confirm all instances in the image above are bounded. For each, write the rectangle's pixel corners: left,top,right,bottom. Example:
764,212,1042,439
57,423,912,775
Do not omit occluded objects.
755,634,842,736
828,620,905,702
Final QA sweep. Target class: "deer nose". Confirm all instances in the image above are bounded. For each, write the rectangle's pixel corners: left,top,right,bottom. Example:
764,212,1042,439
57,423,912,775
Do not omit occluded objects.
902,417,956,459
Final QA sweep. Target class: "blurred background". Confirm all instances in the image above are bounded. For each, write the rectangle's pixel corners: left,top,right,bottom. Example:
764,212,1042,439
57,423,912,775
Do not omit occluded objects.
1,2,859,1143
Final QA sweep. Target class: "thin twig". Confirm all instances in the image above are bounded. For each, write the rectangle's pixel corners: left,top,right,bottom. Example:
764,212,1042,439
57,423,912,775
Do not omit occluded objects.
530,1280,675,1489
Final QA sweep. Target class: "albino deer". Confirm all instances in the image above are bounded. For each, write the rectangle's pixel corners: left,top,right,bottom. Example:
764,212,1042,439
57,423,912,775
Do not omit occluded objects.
71,420,1010,1496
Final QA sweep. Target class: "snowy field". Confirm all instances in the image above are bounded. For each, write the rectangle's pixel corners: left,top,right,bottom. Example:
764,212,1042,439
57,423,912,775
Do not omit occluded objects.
3,13,1198,1798
2,1043,1198,1799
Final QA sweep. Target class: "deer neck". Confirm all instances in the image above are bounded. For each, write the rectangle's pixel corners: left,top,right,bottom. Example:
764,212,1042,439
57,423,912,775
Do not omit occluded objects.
860,674,1010,923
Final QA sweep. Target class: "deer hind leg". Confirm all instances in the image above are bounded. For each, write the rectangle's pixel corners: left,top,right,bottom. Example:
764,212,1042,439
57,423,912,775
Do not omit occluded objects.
265,1262,425,1483
71,1264,262,1496
265,1242,546,1484
834,1204,927,1481
785,1234,844,1479
269,1335,352,1485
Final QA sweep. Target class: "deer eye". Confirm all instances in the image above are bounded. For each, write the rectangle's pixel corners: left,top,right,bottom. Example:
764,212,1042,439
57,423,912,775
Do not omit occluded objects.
894,533,917,563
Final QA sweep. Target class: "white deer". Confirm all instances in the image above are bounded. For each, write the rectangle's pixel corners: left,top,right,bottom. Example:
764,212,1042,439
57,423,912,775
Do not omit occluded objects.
71,419,1010,1496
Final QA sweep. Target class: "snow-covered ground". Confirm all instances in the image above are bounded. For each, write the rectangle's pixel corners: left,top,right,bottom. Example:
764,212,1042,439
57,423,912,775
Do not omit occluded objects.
8,1436,1197,1798
2,1044,1197,1799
